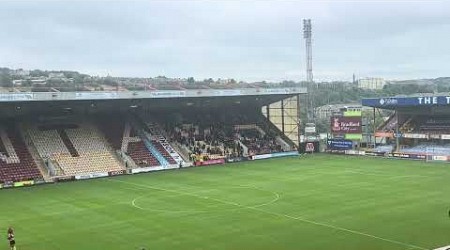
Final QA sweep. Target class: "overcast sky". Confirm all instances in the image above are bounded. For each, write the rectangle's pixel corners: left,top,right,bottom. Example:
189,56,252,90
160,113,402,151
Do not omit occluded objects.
1,0,450,82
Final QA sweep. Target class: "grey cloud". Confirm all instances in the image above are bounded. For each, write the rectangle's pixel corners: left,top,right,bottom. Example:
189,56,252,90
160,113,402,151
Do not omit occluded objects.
0,1,449,81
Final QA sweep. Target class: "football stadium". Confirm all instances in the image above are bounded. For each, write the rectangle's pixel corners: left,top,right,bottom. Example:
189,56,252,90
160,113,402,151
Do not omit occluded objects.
0,89,450,250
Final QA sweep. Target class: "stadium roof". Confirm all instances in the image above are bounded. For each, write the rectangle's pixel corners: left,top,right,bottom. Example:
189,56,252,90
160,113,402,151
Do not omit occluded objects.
362,95,450,110
0,87,306,117
0,87,306,103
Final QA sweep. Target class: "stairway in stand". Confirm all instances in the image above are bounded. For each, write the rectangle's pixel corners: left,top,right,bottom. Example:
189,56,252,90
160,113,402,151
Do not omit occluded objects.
57,129,79,157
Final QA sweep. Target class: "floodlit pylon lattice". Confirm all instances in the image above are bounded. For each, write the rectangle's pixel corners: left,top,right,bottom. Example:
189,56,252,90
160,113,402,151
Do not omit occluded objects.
303,19,313,83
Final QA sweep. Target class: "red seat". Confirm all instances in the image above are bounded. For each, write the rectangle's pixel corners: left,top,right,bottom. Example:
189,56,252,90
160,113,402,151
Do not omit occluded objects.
0,127,42,184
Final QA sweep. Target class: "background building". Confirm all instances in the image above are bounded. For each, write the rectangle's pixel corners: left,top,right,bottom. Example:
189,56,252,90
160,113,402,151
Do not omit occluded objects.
358,77,386,90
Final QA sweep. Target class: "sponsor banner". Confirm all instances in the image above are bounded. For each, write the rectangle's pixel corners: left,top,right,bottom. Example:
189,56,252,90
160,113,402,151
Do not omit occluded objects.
0,93,33,101
108,170,126,176
391,153,426,160
262,88,290,94
13,180,35,187
364,151,386,156
331,117,362,134
327,139,353,150
306,135,319,141
326,149,346,154
299,141,320,153
56,176,75,182
182,162,193,167
75,92,118,100
441,134,450,140
345,150,357,155
402,133,428,139
271,151,299,157
305,143,315,152
429,134,441,139
226,157,246,163
2,182,13,188
75,172,108,180
375,132,394,138
304,127,316,133
251,154,273,160
344,134,362,140
431,155,448,161
34,179,46,185
195,158,225,166
149,91,186,98
363,96,450,108
251,151,299,160
212,90,242,96
131,166,165,174
0,183,2,189
343,110,362,117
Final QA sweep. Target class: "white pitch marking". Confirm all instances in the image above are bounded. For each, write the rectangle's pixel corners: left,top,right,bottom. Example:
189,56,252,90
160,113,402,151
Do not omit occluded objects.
124,180,281,213
109,178,428,250
131,196,145,210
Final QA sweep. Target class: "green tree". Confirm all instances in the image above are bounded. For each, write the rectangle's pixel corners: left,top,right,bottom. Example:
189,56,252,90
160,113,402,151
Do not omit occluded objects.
22,79,33,87
187,77,195,84
102,77,118,86
0,73,13,87
30,69,48,77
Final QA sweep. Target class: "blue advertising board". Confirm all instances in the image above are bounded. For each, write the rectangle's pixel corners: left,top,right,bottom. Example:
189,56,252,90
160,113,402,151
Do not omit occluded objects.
327,139,353,150
362,95,450,109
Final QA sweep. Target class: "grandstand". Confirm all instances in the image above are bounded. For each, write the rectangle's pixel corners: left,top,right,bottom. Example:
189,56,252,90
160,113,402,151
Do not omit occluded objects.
363,95,450,160
0,87,304,186
0,123,43,184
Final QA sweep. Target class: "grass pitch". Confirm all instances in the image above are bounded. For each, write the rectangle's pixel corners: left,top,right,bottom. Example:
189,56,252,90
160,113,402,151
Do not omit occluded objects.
1,154,449,250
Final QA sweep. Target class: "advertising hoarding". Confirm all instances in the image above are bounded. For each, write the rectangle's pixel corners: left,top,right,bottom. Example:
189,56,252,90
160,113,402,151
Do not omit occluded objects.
331,117,362,134
13,180,35,187
194,158,225,166
327,139,353,150
363,96,450,108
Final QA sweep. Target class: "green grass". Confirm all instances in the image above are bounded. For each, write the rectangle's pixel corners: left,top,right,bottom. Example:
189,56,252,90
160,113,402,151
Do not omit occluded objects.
1,154,450,250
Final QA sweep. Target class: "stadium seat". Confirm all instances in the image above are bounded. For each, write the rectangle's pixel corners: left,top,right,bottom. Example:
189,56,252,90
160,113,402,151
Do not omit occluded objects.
0,125,42,184
27,122,125,176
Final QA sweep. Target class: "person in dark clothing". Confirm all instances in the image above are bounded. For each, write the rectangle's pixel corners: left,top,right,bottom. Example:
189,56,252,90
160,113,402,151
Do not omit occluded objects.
7,227,16,250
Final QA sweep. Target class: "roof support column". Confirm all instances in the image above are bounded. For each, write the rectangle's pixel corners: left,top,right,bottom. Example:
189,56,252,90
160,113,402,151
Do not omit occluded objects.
281,99,285,133
395,110,400,152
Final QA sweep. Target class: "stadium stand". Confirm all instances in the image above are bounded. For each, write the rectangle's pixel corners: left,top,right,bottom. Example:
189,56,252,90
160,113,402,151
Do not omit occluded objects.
400,144,450,155
373,145,394,153
0,124,42,184
27,122,124,176
127,141,160,167
97,117,163,168
0,86,303,186
378,115,398,133
96,117,125,151
155,110,287,162
144,122,183,164
419,117,450,133
236,125,283,156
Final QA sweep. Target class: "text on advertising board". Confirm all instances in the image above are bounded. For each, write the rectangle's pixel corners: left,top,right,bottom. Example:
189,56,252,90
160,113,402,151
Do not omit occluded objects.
331,117,362,133
327,139,353,150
